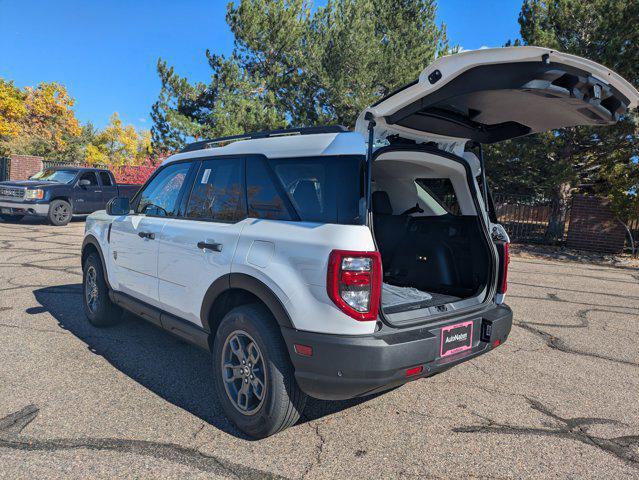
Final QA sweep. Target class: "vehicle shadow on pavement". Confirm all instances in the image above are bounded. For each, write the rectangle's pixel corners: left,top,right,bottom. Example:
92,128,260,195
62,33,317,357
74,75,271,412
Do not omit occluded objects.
32,284,371,439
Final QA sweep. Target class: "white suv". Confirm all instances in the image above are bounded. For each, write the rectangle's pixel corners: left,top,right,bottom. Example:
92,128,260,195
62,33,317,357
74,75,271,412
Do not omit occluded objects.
82,47,638,438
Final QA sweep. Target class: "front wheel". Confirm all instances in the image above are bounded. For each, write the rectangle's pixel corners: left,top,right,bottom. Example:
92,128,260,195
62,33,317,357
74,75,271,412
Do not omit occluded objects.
212,304,307,438
47,199,72,226
82,252,121,327
0,214,24,223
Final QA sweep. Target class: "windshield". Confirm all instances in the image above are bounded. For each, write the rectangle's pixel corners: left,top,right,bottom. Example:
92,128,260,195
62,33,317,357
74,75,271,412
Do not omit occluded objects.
30,169,77,183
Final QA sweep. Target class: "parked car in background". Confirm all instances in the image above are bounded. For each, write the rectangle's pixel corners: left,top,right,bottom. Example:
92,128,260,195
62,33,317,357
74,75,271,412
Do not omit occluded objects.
0,166,140,225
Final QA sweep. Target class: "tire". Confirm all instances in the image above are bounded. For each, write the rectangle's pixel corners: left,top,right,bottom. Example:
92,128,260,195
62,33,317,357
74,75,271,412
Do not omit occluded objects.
82,252,121,327
47,199,72,226
0,214,24,223
212,304,307,438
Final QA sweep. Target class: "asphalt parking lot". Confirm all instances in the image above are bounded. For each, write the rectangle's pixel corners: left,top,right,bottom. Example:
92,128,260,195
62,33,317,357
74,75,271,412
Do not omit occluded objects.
0,219,638,479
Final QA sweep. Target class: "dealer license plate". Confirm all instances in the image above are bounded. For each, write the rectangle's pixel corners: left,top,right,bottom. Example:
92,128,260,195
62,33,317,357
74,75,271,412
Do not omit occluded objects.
440,320,473,357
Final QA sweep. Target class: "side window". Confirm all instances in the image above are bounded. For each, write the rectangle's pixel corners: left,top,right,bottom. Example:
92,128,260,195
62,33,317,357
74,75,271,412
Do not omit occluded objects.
186,158,244,222
269,156,363,224
136,162,191,217
80,172,98,186
246,158,292,220
415,178,461,215
99,171,113,186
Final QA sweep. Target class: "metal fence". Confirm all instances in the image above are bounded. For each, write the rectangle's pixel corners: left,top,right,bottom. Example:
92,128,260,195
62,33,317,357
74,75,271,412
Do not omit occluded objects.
0,158,9,182
493,193,571,245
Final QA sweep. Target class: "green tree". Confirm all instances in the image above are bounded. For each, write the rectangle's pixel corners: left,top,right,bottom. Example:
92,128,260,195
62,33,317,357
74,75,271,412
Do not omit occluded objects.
487,0,639,233
151,0,449,151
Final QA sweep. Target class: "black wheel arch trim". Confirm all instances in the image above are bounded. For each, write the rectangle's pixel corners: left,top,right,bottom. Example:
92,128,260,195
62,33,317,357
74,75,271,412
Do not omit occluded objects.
200,273,294,333
81,234,112,290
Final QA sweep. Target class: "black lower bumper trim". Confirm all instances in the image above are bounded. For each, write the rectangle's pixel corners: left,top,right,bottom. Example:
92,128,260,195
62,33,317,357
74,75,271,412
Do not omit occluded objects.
281,303,512,400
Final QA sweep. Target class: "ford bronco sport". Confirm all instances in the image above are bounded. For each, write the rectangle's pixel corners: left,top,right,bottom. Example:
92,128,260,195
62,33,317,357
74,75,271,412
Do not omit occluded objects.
81,47,638,438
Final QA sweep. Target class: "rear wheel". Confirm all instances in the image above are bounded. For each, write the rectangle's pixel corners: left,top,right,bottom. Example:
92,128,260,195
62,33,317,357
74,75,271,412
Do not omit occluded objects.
82,252,121,327
0,214,24,223
48,199,72,226
212,304,307,438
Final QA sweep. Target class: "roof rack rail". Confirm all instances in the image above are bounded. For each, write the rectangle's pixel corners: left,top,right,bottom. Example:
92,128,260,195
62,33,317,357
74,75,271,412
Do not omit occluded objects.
180,125,349,153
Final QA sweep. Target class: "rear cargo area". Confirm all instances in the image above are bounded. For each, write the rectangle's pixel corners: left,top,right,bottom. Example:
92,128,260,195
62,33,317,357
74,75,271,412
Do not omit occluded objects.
371,148,494,318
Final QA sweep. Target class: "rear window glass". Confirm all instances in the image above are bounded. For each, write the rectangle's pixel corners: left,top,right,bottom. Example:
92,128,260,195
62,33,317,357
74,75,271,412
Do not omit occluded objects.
415,178,461,215
269,156,364,224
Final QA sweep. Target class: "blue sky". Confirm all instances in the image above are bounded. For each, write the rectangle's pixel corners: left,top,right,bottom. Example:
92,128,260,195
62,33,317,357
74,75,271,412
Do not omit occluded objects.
0,0,522,131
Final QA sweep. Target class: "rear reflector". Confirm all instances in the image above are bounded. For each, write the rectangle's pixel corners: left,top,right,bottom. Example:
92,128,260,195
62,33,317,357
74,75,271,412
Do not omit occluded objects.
405,366,423,376
294,344,313,357
492,339,501,348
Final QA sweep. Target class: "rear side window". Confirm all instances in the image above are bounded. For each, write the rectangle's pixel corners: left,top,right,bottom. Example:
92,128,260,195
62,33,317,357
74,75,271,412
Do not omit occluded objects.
99,171,113,186
415,178,461,215
186,158,244,222
246,157,293,221
269,156,363,224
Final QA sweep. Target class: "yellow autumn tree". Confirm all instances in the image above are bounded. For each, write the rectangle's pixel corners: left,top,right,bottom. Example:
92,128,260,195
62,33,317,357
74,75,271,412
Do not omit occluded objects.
0,79,81,159
85,112,152,168
0,80,26,138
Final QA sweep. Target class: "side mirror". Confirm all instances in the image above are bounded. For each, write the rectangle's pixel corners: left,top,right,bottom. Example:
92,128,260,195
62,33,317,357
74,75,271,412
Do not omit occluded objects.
78,179,91,187
106,197,131,216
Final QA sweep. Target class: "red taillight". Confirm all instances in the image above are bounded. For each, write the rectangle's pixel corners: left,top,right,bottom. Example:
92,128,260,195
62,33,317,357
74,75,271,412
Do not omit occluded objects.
499,243,510,294
327,250,382,321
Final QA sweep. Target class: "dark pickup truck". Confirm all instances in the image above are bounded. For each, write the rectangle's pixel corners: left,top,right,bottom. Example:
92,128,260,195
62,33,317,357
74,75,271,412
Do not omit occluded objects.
0,166,140,226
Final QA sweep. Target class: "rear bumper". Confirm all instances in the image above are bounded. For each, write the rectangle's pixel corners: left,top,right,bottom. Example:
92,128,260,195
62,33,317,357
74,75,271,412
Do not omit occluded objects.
281,303,512,400
0,201,49,216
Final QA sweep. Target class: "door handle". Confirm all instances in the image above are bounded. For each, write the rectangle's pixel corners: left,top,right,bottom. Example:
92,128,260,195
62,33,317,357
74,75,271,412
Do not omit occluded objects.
138,231,155,240
197,241,223,252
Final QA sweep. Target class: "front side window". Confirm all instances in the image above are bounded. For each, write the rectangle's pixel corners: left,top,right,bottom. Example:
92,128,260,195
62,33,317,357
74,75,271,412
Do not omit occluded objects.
80,172,99,186
186,158,244,222
136,162,191,216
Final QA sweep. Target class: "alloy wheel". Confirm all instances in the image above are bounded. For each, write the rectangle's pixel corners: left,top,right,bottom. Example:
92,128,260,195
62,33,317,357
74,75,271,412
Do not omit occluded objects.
85,265,99,313
221,330,267,415
53,203,70,223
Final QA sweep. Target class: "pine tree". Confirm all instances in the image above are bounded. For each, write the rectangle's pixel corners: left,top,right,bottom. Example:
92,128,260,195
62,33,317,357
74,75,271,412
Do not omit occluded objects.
487,0,639,230
150,0,449,151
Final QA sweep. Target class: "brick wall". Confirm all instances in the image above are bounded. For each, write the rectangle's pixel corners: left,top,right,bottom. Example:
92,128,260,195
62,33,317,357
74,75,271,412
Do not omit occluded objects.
9,155,44,181
566,195,626,253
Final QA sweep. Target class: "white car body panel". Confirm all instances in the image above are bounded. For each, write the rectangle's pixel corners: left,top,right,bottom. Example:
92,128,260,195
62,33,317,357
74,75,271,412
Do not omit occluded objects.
232,219,377,335
157,217,246,326
107,215,165,305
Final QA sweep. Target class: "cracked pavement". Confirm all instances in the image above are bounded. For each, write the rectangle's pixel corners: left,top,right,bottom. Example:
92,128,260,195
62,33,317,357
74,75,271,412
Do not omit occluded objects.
1,218,638,479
